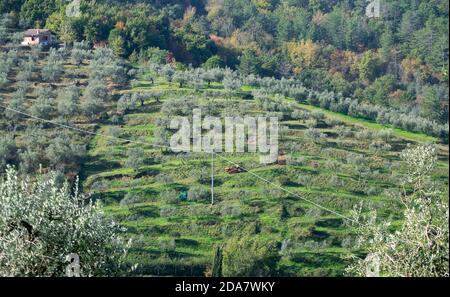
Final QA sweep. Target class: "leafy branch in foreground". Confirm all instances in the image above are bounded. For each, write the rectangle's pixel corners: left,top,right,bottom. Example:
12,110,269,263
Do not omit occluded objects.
346,145,449,277
0,166,131,276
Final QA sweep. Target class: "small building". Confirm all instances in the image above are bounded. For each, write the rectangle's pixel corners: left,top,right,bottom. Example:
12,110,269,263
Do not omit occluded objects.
93,40,108,49
21,29,57,46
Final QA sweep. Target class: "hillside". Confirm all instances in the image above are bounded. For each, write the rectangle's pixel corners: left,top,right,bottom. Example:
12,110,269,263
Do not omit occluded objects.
1,41,448,276
1,1,449,129
79,67,448,276
0,0,449,278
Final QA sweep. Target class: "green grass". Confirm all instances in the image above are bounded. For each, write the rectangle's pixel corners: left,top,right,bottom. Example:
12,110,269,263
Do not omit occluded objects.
292,100,437,143
75,76,450,276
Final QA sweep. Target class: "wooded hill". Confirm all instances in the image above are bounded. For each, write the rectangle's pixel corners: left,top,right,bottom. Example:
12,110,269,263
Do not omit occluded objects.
1,0,448,129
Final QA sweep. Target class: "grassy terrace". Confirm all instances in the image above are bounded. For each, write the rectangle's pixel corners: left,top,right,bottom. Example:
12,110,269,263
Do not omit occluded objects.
79,75,448,276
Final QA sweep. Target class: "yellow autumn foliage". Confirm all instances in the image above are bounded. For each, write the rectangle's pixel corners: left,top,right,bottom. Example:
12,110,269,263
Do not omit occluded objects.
286,39,319,74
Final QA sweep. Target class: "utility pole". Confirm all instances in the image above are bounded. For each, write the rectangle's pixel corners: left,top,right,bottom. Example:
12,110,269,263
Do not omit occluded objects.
211,151,214,205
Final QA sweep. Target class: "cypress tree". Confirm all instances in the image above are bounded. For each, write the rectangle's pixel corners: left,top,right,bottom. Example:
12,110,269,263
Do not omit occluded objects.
211,245,223,277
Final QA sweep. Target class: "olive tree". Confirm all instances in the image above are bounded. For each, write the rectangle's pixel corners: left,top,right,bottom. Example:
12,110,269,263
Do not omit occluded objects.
81,79,108,119
304,128,326,144
45,136,86,172
0,166,130,276
18,149,40,174
223,74,242,98
4,96,25,124
187,186,210,202
222,236,280,277
159,64,175,83
0,24,8,45
200,69,215,87
153,126,170,152
173,71,189,88
147,91,162,104
125,147,145,172
30,96,54,120
17,57,35,81
346,145,449,277
0,135,17,171
117,94,131,114
0,70,8,89
71,41,91,65
41,49,64,82
56,86,80,118
89,47,116,80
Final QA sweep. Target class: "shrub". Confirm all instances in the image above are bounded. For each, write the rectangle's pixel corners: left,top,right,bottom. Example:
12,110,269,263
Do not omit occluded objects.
304,128,326,144
195,167,211,185
305,119,317,128
125,148,145,172
369,141,392,154
56,86,79,118
222,236,280,277
41,49,64,82
221,205,241,217
291,109,309,120
155,173,174,184
120,192,142,207
0,135,18,171
310,110,325,120
187,186,211,202
325,160,341,172
0,167,129,276
159,189,179,204
45,136,86,172
297,175,314,188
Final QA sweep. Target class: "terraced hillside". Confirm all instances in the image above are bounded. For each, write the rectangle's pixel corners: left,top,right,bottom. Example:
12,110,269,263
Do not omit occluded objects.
1,43,448,277
1,0,448,278
81,71,449,276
